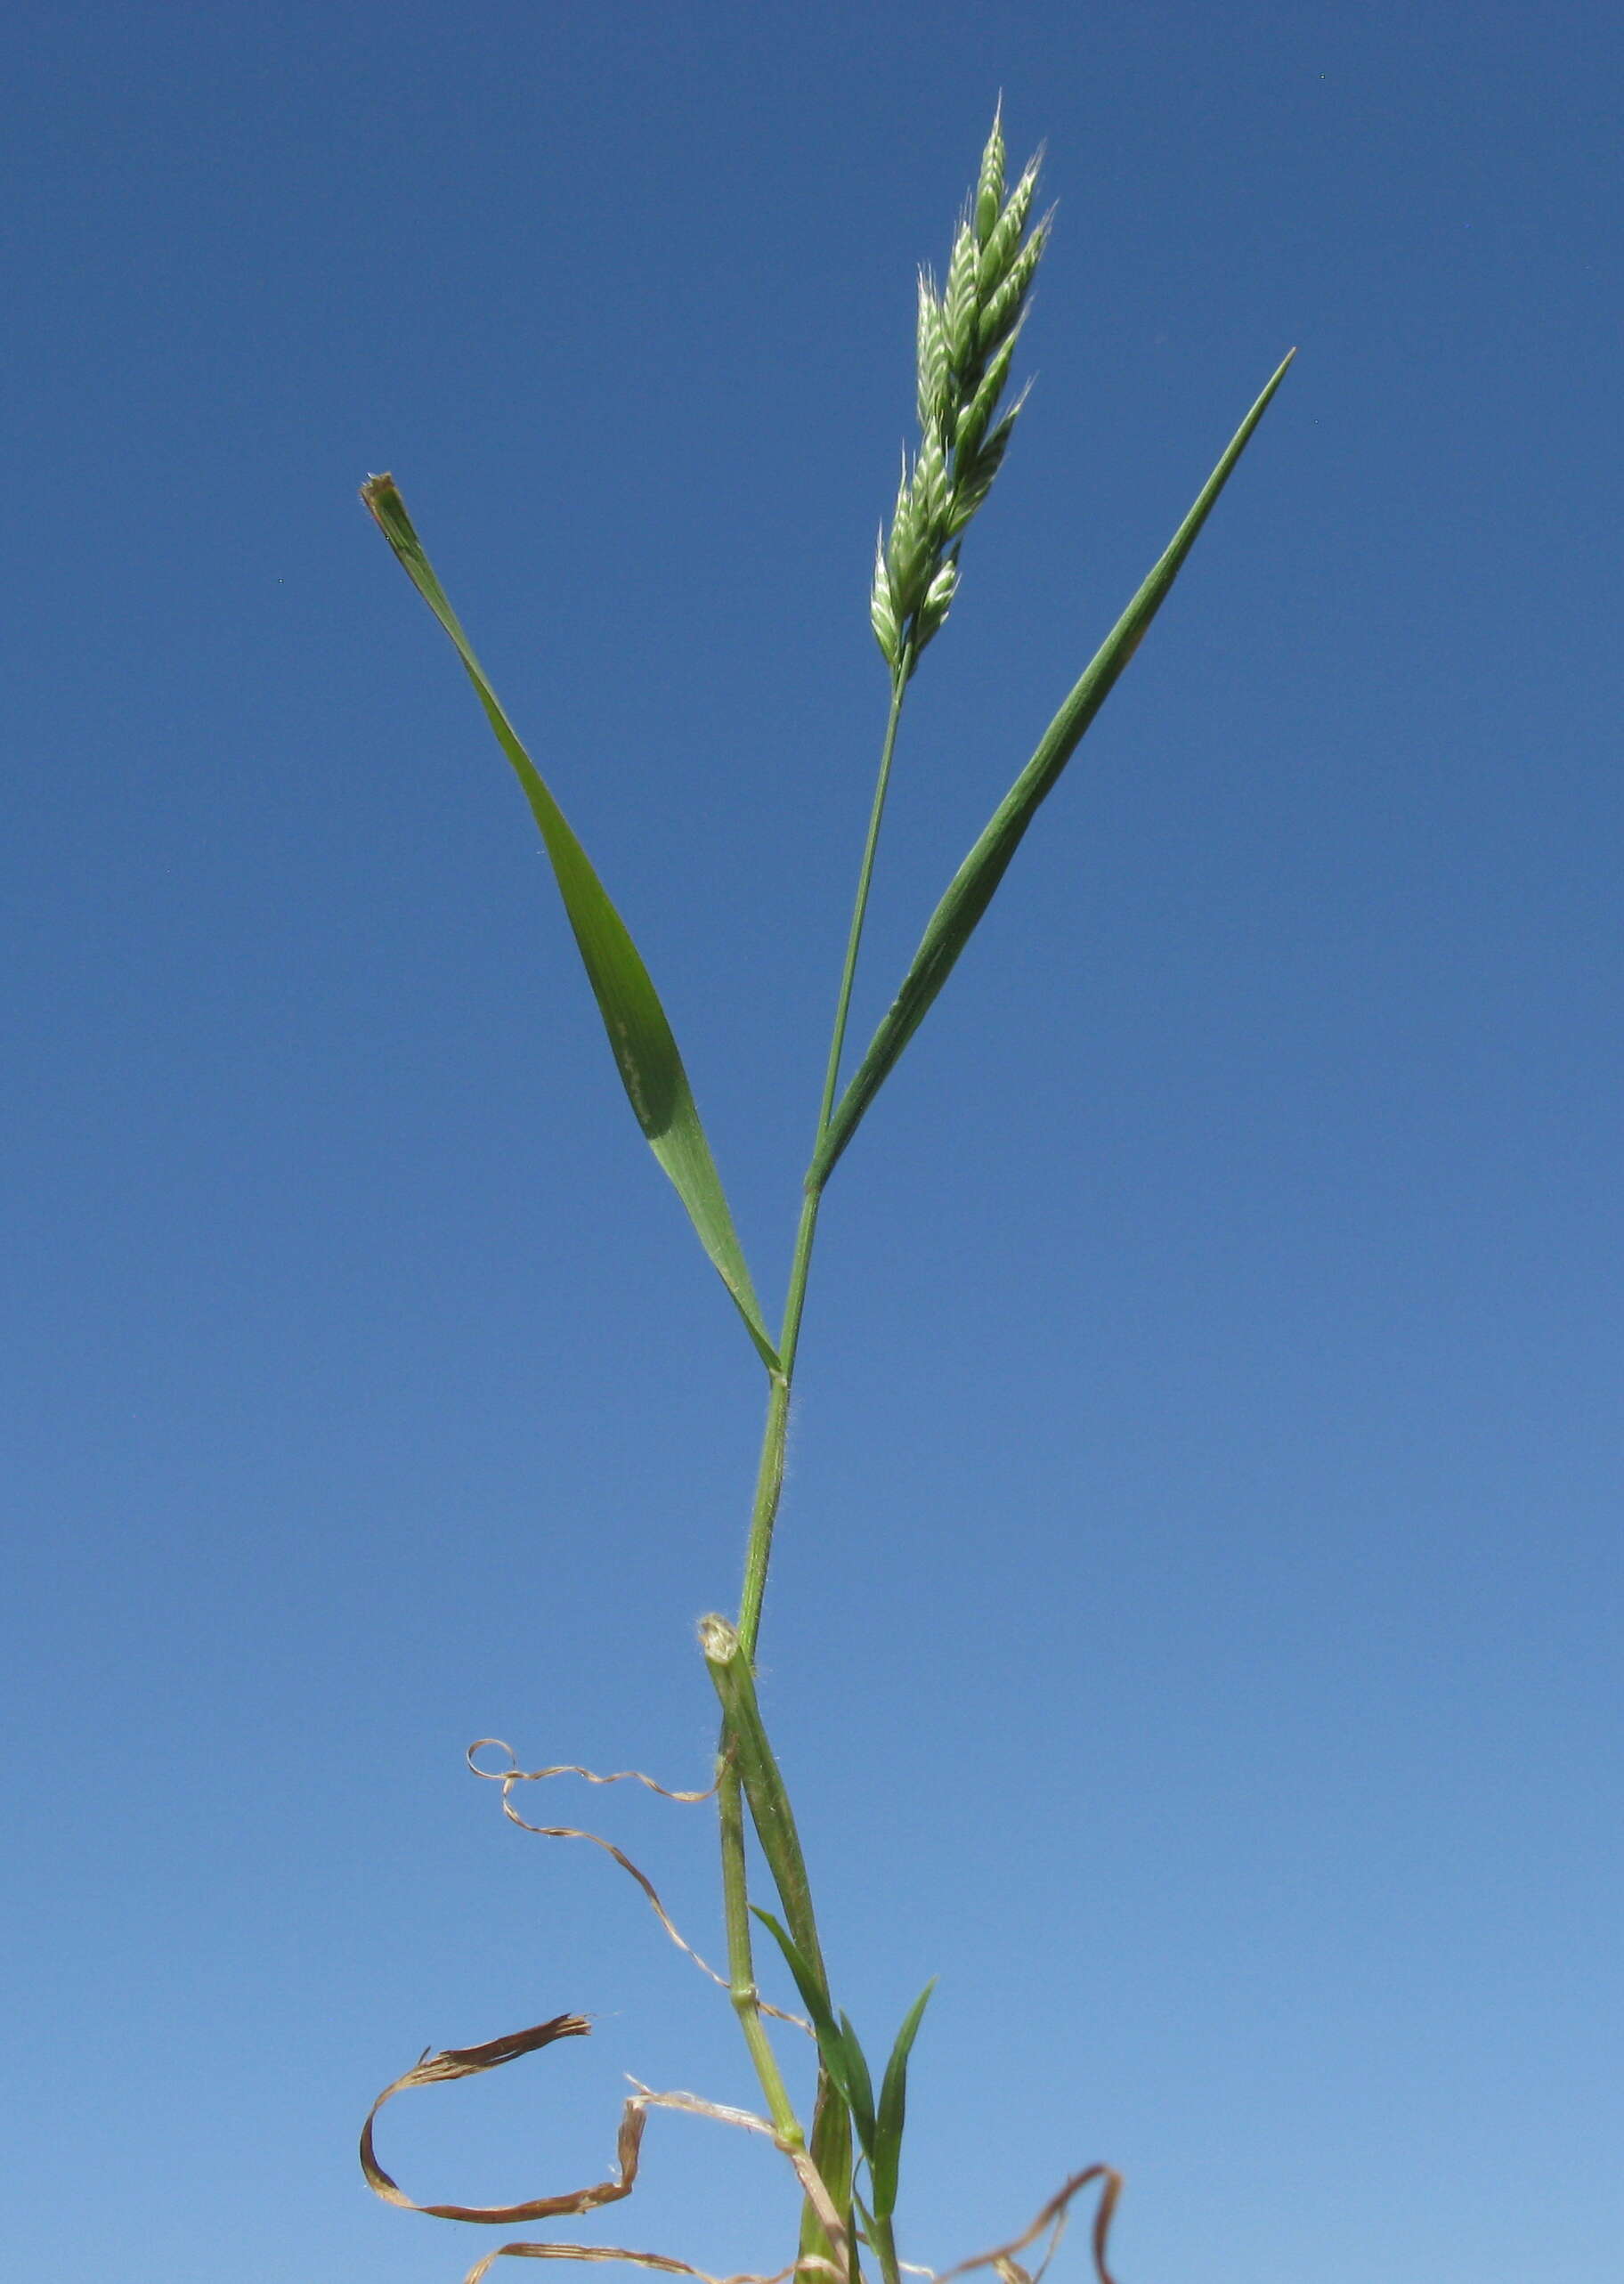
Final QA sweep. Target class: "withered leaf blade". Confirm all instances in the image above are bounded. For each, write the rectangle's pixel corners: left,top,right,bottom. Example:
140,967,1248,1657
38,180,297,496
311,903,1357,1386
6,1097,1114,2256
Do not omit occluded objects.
361,2012,652,2225
466,1742,808,2033
932,2164,1123,2284
361,2046,858,2284
460,2245,836,2284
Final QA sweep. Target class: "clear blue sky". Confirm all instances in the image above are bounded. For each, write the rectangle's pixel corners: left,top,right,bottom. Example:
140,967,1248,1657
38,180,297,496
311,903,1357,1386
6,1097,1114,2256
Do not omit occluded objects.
4,4,1620,2280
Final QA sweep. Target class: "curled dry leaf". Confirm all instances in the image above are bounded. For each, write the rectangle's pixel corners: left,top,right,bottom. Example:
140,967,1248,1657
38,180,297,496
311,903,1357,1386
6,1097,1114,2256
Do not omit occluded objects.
467,1741,809,2034
930,2166,1123,2284
361,2020,849,2284
461,2242,836,2284
361,2002,1119,2284
360,2013,621,2223
629,2083,849,2259
467,1742,719,1803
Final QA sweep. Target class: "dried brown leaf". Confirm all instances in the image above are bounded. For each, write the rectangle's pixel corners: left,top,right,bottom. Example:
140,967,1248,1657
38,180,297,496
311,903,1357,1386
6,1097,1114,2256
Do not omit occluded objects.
467,1742,808,2033
467,1743,719,1805
360,2013,634,2224
462,2244,840,2284
361,2021,849,2284
930,2166,1122,2284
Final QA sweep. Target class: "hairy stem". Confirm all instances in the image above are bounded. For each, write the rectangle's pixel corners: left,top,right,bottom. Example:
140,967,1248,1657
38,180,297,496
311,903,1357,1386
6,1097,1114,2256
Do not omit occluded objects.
715,1739,803,2147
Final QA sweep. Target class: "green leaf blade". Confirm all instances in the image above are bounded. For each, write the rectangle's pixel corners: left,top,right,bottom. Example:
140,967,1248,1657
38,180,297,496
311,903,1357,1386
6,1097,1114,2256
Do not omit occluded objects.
751,1906,838,2043
800,2078,854,2279
750,1907,867,2129
811,351,1295,1187
870,1979,935,2218
835,2012,878,2157
361,475,779,1373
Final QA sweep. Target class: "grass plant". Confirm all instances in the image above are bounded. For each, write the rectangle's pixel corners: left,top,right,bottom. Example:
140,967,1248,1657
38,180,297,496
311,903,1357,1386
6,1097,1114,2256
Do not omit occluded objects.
358,108,1292,2284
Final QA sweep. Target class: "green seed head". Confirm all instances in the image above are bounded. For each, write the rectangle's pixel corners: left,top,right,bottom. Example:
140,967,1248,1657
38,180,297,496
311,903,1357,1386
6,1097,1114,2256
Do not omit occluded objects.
870,110,1046,667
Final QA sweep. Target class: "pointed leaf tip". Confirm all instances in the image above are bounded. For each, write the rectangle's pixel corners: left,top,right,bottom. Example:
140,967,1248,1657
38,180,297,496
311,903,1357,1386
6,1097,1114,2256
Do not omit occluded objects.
813,352,1295,1185
361,477,780,1373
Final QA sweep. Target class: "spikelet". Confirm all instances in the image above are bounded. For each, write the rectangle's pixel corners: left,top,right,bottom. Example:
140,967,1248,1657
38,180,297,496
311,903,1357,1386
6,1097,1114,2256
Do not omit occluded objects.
915,273,951,436
886,461,930,618
946,394,1027,539
943,218,981,377
953,327,1023,470
974,102,1006,248
980,154,1041,292
870,529,901,667
977,224,1049,364
914,426,948,549
914,553,960,653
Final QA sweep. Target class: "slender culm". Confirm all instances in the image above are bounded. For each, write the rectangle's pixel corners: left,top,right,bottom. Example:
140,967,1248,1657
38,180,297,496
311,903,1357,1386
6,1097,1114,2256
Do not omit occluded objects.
357,102,1291,2284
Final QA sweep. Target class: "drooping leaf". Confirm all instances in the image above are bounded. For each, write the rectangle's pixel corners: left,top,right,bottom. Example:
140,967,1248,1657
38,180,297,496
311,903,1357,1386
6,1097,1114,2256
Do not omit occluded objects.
811,352,1295,1186
870,1979,935,2218
361,475,778,1372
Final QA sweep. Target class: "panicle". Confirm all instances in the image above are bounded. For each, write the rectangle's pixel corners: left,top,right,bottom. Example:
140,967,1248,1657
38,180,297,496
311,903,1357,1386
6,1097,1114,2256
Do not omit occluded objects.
873,107,1048,677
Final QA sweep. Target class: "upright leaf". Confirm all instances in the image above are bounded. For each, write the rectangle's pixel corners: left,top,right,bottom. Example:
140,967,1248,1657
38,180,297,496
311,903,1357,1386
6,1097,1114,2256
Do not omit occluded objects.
869,1979,935,2218
751,1907,837,2035
811,351,1295,1185
751,1908,865,2111
835,2012,878,2158
800,2074,854,2284
703,1616,825,1969
361,476,778,1372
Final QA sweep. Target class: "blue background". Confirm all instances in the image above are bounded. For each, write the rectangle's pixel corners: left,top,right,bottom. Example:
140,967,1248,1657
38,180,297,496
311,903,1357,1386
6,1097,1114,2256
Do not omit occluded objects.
4,4,1620,2280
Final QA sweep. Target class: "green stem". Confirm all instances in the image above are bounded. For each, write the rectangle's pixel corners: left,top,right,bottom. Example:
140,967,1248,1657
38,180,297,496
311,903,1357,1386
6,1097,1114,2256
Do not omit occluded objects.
816,661,913,1146
715,1737,803,2146
869,2210,903,2284
738,651,912,1658
703,1615,827,1975
714,653,913,2254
